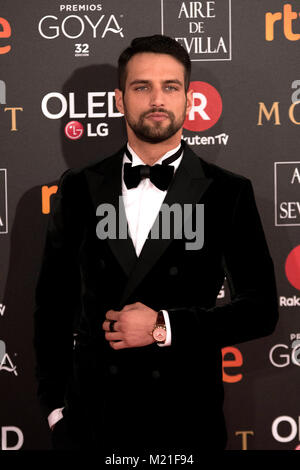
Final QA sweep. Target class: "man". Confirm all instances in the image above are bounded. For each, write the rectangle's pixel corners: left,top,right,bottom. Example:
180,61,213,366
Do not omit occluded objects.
34,35,278,453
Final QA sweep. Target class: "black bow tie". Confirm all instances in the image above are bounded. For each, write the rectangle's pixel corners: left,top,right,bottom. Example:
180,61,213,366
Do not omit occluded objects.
123,142,184,191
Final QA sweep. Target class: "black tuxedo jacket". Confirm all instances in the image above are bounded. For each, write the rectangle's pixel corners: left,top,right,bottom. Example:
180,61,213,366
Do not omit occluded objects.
34,144,278,450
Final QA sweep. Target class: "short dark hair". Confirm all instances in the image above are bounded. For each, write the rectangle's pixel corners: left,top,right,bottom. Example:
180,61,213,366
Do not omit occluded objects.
118,35,191,93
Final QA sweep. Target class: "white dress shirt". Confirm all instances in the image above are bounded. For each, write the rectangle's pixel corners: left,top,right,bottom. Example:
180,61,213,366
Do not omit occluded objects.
122,142,183,348
48,142,183,429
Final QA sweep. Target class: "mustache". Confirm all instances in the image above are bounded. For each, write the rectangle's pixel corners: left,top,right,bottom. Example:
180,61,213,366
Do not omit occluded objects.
140,108,174,119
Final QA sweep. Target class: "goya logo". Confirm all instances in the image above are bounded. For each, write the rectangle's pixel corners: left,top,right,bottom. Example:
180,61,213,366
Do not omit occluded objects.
184,81,222,132
38,14,123,40
269,338,300,368
37,4,124,58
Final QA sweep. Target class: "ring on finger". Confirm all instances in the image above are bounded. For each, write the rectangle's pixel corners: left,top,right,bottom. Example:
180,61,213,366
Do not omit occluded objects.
109,320,116,332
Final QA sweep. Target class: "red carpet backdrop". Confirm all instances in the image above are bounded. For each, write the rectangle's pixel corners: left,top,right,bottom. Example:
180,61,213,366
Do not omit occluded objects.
0,0,300,451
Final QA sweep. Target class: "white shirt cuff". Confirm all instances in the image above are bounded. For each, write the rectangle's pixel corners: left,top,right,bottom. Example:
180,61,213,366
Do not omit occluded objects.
157,310,171,347
48,407,64,429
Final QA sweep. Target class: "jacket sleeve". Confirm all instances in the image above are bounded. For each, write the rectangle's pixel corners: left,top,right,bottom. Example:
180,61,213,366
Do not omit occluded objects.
167,178,279,349
34,169,82,418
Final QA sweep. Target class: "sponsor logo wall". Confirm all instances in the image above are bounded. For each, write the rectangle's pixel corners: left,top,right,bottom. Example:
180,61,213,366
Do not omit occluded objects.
0,0,299,451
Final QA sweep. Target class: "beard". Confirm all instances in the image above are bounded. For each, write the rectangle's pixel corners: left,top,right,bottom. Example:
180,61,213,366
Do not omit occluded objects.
124,105,187,143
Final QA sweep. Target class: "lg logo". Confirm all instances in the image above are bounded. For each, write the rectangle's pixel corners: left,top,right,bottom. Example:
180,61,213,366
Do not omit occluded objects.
41,91,122,140
64,121,84,140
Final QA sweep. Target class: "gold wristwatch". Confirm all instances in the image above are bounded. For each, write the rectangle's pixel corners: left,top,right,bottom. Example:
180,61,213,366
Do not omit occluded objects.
152,310,167,344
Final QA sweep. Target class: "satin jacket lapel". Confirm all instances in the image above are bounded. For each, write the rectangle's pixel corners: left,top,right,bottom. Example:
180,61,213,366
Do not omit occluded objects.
85,149,138,277
119,146,213,308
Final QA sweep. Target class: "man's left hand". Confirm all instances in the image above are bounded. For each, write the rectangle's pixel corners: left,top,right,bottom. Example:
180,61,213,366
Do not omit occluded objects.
102,302,157,350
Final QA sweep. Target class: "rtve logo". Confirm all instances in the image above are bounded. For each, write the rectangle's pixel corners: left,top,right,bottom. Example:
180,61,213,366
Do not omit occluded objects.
0,17,11,54
266,3,300,41
222,346,243,383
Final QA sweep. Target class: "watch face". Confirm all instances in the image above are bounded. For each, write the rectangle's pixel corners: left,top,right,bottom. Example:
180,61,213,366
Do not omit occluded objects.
153,327,167,343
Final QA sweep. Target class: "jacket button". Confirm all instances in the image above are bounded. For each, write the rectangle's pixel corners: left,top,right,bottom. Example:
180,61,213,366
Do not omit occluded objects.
98,258,106,270
109,364,118,375
169,266,178,276
152,370,160,379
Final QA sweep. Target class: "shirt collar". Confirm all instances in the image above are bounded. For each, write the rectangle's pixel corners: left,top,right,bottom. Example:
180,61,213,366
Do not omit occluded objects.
124,142,183,169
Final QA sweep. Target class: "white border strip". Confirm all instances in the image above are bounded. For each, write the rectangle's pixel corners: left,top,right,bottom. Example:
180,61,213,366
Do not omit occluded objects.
229,0,232,61
161,0,164,35
0,169,8,234
161,0,232,62
274,162,300,227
